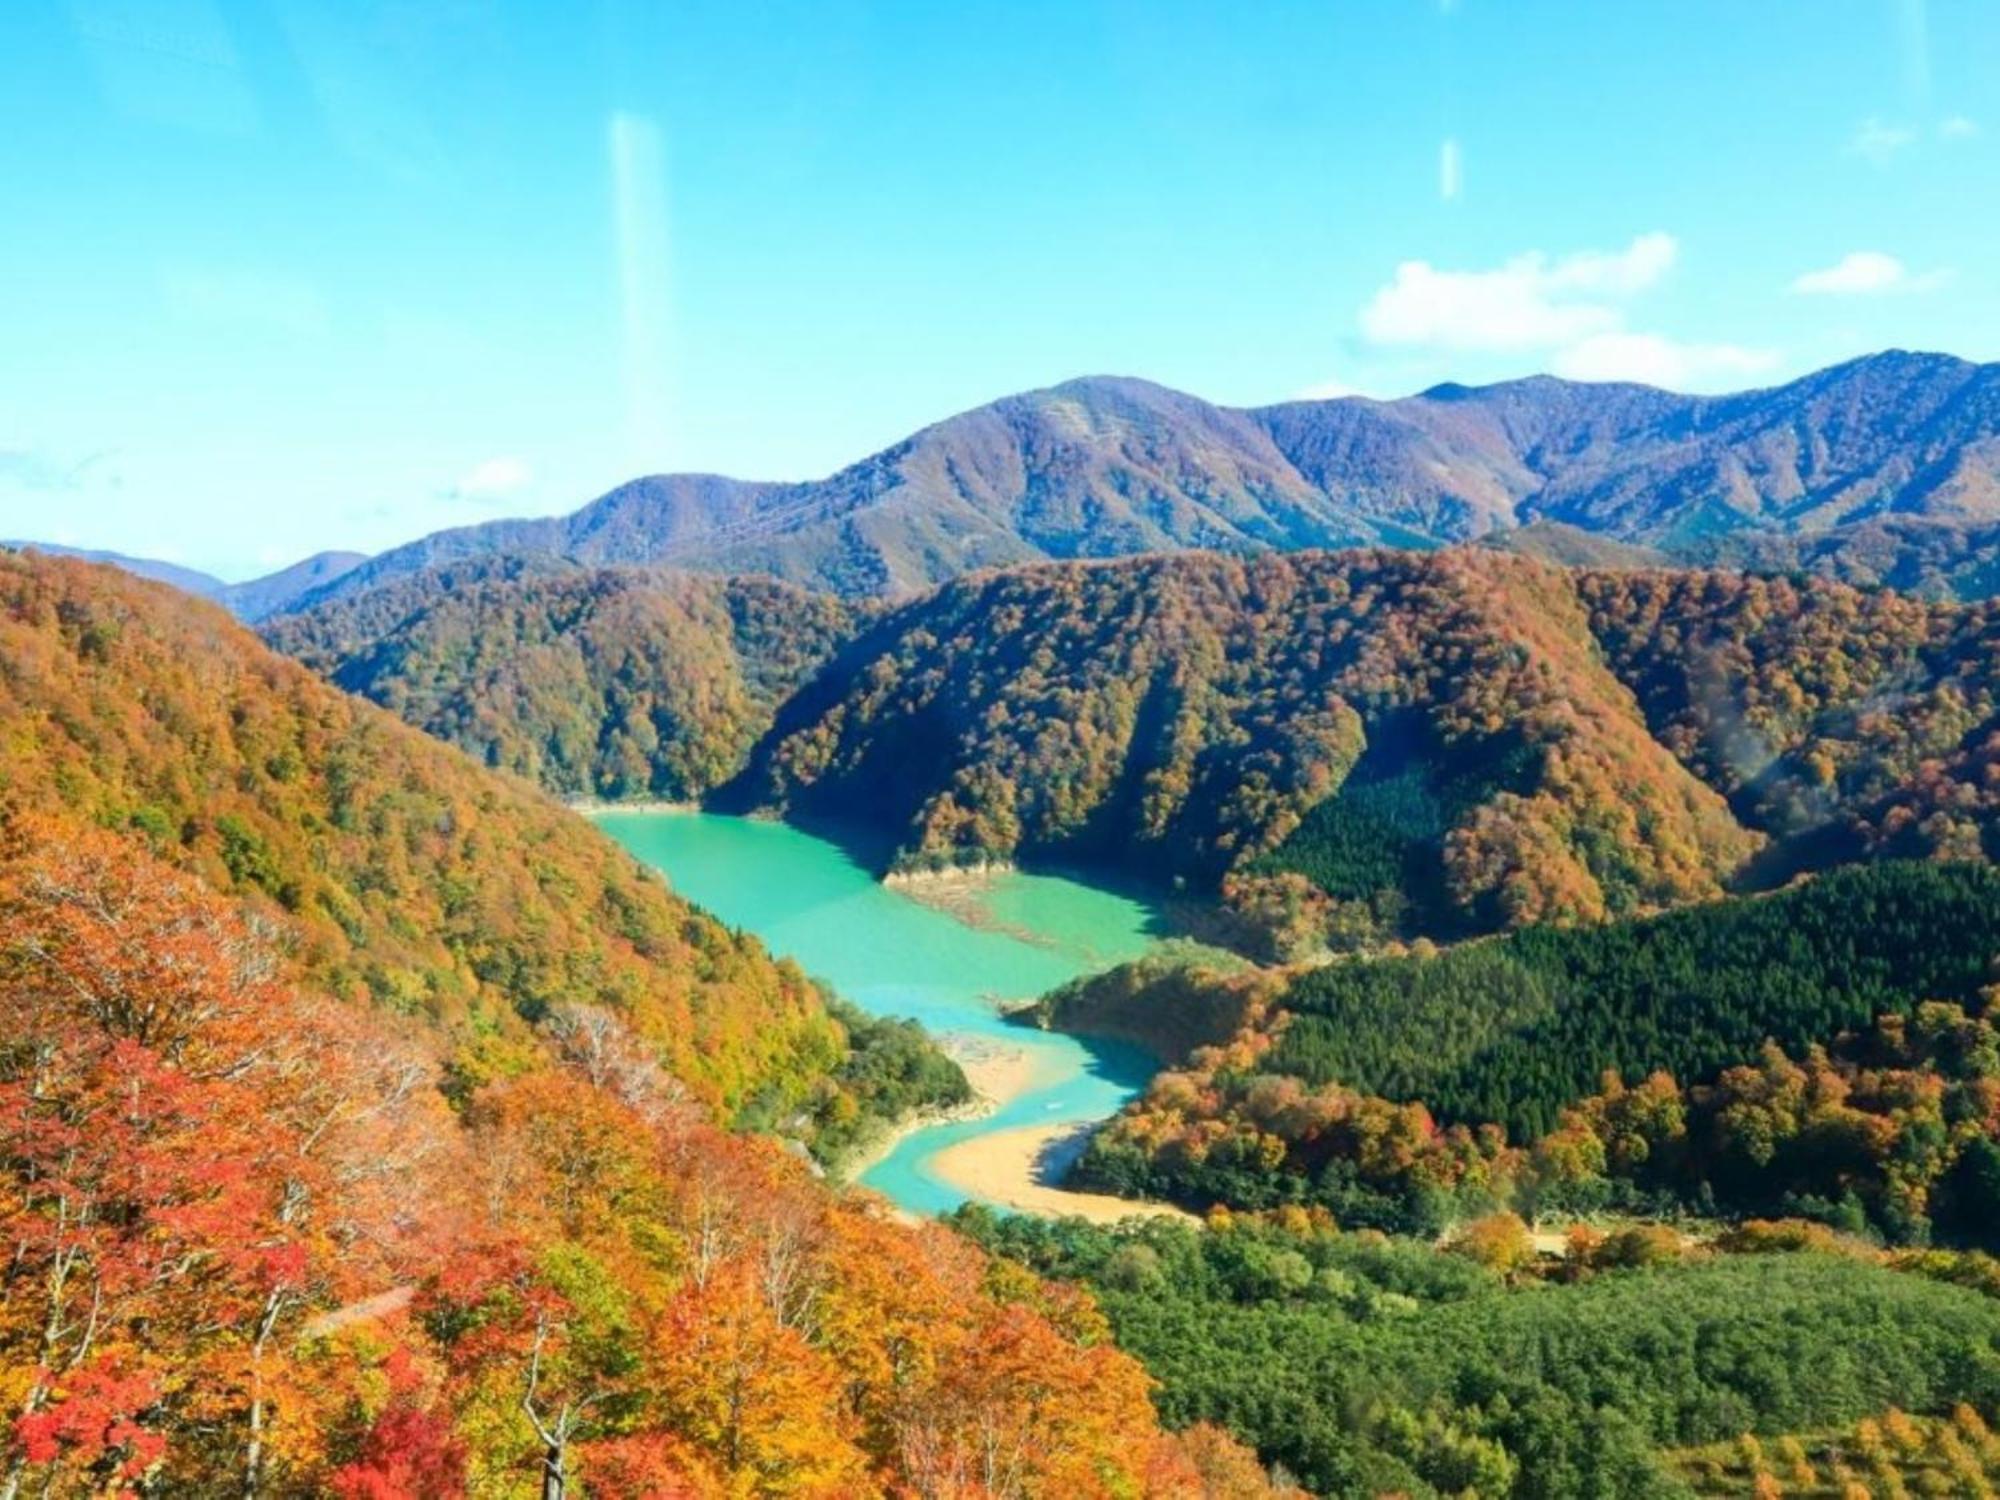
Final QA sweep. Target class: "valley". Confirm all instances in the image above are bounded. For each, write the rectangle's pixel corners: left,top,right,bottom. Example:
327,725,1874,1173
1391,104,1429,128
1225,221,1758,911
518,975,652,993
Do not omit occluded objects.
226,524,2000,1493
18,362,2000,1499
593,808,1173,1217
14,490,2000,1495
16,4,2000,1487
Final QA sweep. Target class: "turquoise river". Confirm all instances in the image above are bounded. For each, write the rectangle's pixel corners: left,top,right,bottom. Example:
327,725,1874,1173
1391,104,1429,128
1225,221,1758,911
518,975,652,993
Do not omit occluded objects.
596,810,1167,1216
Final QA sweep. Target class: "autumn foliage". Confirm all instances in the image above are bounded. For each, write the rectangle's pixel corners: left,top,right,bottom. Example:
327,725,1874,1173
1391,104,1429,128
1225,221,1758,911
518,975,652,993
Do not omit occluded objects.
0,819,1278,1496
0,550,852,1116
266,561,858,804
1074,863,2000,1247
0,555,1283,1496
740,548,1757,947
262,547,2000,966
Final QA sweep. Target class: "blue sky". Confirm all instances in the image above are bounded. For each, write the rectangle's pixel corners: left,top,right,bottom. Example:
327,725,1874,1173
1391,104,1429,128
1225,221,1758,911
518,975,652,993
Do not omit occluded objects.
3,0,1995,578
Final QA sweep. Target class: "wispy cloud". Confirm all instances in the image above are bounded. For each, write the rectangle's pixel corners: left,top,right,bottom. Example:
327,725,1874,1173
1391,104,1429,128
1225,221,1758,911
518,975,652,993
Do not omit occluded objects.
1438,138,1461,202
1360,233,1675,352
1789,250,1951,296
1850,116,1919,164
1940,115,1979,139
1551,334,1776,388
1357,233,1772,391
441,455,533,502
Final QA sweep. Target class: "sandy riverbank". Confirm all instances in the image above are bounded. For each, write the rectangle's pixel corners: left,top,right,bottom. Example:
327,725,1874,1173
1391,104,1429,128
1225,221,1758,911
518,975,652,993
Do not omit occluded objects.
955,1034,1043,1104
567,797,700,816
930,1122,1195,1224
840,1034,1187,1224
837,1034,1044,1187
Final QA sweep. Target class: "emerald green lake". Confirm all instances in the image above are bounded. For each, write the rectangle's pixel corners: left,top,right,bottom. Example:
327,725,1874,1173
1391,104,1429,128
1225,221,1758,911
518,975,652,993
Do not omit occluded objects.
596,811,1168,1216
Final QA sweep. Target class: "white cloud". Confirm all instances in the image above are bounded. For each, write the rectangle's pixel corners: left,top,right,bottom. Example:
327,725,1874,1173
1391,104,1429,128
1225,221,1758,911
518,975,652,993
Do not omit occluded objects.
1544,232,1679,294
1438,137,1461,202
1790,251,1952,295
1356,233,1774,392
1850,117,1919,164
1551,334,1777,388
1359,233,1677,352
1791,251,1907,294
1940,115,1979,139
445,455,533,501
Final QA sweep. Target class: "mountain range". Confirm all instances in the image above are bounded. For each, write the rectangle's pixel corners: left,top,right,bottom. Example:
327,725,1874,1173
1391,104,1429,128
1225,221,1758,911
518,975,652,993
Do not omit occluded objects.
296,348,2000,605
20,350,2000,611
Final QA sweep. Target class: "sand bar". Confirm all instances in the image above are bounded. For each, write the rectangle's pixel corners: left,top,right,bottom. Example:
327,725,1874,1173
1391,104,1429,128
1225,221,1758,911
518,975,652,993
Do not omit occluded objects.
930,1122,1195,1225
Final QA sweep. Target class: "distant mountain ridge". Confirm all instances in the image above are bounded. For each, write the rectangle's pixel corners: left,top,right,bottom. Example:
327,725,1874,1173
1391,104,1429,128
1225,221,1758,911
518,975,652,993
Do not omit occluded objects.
3,540,368,619
215,547,371,619
292,349,2000,605
1,542,228,599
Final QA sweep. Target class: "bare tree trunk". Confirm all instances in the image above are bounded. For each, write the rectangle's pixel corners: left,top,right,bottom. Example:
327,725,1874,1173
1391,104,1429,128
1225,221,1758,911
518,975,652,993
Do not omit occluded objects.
242,1289,287,1499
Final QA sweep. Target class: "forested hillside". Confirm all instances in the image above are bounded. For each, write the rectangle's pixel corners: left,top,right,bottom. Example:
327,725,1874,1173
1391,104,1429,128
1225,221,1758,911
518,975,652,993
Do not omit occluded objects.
4,541,367,620
737,547,1757,947
0,552,1286,1496
1068,863,2000,1246
956,1208,2000,1498
0,550,840,1114
0,821,1281,1496
265,544,2000,969
1269,862,2000,1138
266,559,858,803
1577,567,2000,873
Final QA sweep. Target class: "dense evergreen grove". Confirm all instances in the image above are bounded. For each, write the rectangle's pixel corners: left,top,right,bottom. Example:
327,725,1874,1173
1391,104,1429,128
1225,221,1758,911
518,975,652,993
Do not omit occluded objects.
266,559,859,804
1071,864,2000,1247
1274,861,2000,1139
952,1208,2000,1497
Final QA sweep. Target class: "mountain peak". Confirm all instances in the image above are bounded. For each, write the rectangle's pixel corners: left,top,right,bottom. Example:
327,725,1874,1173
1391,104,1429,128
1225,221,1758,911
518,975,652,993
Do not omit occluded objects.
261,348,2000,611
1038,373,1194,405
